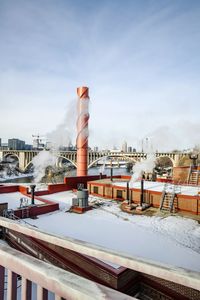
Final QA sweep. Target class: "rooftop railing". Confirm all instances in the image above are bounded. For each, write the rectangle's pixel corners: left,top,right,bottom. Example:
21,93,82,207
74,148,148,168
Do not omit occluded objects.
0,243,134,300
0,217,200,299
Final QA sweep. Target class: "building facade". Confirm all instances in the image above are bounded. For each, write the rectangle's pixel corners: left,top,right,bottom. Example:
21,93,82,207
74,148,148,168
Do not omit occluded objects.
8,138,25,150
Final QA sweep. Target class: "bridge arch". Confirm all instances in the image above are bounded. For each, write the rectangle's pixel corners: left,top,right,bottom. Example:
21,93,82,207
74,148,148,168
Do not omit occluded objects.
3,153,20,168
155,155,175,167
24,161,34,172
3,153,20,161
88,155,137,168
56,156,77,168
24,155,77,172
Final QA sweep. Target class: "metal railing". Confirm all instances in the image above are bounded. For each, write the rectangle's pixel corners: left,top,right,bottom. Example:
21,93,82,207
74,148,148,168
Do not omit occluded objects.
0,217,200,299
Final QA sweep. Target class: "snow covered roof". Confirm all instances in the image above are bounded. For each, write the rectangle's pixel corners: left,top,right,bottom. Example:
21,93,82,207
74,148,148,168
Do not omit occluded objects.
0,192,43,210
94,179,200,196
24,190,200,273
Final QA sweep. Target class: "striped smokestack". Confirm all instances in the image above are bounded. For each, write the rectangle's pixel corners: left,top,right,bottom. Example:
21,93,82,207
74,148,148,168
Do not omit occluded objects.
76,87,89,176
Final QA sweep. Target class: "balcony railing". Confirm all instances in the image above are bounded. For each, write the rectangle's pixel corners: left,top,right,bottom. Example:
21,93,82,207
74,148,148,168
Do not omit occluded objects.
0,243,134,300
0,217,200,299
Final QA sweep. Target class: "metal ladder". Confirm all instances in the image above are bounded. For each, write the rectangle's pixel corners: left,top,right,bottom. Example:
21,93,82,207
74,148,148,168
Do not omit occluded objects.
160,184,177,213
188,164,199,185
159,183,168,210
169,191,176,213
187,164,192,184
196,164,200,185
21,207,29,219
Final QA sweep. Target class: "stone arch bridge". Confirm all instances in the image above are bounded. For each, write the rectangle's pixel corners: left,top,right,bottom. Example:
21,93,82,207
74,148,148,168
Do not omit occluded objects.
0,149,189,172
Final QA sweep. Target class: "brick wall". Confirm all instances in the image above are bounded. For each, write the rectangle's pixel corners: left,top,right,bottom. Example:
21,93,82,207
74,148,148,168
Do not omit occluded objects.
0,185,19,194
64,175,107,189
14,203,59,218
88,182,200,214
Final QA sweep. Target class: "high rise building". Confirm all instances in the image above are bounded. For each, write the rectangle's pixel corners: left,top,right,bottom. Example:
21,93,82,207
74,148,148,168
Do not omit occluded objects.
8,138,25,150
128,146,136,152
122,141,127,152
24,144,33,150
128,146,132,153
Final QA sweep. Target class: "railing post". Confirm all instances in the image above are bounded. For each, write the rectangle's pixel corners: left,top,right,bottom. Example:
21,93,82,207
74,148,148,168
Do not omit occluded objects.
55,296,64,300
21,278,32,300
37,285,48,300
7,270,17,300
0,266,5,300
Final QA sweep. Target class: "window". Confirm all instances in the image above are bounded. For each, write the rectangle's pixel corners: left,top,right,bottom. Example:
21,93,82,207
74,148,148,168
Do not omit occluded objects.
93,186,99,194
116,190,123,199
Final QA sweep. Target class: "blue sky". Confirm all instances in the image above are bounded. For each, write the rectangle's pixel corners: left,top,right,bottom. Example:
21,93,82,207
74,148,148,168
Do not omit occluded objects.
0,0,200,150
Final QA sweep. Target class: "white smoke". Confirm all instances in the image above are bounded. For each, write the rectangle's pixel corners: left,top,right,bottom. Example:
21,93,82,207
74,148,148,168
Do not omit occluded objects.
31,100,77,182
46,100,76,150
130,139,156,185
99,157,107,174
32,150,57,183
146,121,200,152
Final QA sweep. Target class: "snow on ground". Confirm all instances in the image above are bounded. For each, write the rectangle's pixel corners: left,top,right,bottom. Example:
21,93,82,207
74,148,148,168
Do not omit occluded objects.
0,192,43,210
114,180,200,195
100,200,200,253
26,191,200,272
40,190,76,210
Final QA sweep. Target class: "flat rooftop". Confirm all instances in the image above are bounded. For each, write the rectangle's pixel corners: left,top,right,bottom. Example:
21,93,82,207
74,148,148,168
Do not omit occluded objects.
0,192,44,210
22,190,200,273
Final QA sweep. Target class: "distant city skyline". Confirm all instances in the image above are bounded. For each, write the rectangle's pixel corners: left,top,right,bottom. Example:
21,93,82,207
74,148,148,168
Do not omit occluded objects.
0,0,200,151
0,136,138,151
0,135,196,154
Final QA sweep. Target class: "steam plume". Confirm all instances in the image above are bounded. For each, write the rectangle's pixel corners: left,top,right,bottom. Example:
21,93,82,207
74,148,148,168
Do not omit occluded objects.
146,121,200,152
32,100,76,182
46,100,76,149
32,150,57,183
130,139,156,185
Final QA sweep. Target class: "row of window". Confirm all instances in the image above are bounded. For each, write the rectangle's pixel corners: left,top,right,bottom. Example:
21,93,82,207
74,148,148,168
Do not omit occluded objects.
93,186,123,199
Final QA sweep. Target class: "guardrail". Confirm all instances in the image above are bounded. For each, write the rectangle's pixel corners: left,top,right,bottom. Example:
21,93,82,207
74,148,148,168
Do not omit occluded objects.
0,244,134,300
0,217,200,298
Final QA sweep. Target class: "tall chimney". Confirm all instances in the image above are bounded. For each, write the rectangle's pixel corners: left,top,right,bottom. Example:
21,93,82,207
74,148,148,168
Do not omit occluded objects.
76,87,89,176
